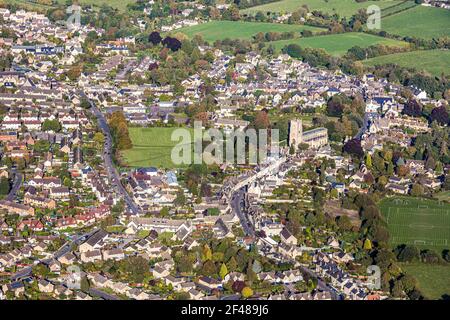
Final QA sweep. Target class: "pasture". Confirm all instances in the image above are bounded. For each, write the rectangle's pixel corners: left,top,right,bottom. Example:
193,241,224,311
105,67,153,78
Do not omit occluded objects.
363,50,450,77
381,6,450,40
401,263,450,300
176,20,323,43
379,196,450,251
272,32,408,56
6,0,135,11
121,127,195,169
241,0,404,18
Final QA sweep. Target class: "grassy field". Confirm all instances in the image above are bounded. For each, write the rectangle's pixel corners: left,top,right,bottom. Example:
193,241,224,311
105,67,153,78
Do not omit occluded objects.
57,0,135,11
401,263,450,300
122,127,195,169
271,32,408,56
176,20,323,43
379,196,450,252
381,0,418,17
5,0,135,11
363,50,450,77
381,6,450,40
241,0,404,18
434,191,450,203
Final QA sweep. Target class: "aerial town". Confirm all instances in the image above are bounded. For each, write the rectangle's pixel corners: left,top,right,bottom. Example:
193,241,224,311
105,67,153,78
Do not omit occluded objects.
0,0,449,302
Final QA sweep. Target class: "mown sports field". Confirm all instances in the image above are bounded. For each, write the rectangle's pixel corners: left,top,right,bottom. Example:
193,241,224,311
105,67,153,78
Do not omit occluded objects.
241,0,404,18
379,196,450,252
121,127,194,169
271,32,408,56
176,20,324,43
363,50,450,77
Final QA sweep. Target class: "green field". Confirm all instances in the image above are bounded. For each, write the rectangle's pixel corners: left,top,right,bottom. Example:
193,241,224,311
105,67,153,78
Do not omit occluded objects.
57,0,135,11
176,20,323,43
381,0,418,17
241,0,404,18
122,127,195,169
379,196,450,251
6,0,134,11
364,50,450,77
434,191,450,203
272,32,408,56
381,6,450,40
401,263,450,300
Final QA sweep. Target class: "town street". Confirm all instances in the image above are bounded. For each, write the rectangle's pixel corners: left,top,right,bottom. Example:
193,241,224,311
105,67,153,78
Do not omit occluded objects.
84,96,140,215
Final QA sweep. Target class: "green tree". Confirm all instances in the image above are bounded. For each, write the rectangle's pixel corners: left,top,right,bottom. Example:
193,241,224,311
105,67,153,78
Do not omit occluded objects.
227,256,238,272
410,184,424,197
201,260,217,277
0,177,10,195
93,132,105,150
80,276,90,292
42,119,61,132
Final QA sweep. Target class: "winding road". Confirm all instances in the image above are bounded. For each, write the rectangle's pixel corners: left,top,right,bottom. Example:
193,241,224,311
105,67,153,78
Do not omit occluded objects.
11,230,96,281
6,169,22,201
82,94,140,215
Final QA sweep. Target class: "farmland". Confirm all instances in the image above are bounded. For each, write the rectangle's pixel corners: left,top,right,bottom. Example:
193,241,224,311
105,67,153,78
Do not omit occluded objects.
381,0,418,17
121,127,195,169
363,50,450,77
241,0,404,18
55,0,135,11
6,0,135,11
271,32,408,56
378,196,450,252
176,20,323,43
381,6,450,40
401,263,450,300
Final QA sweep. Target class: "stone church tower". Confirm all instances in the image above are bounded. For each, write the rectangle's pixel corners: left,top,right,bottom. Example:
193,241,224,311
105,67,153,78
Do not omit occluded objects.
288,119,302,149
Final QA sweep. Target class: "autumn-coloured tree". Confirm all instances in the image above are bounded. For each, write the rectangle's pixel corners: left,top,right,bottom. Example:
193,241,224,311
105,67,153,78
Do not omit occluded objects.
343,139,364,157
363,239,373,251
403,99,423,117
429,106,449,125
219,263,228,280
148,31,162,45
202,244,212,262
232,280,245,293
253,110,270,130
108,111,132,150
241,287,253,298
162,36,182,52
